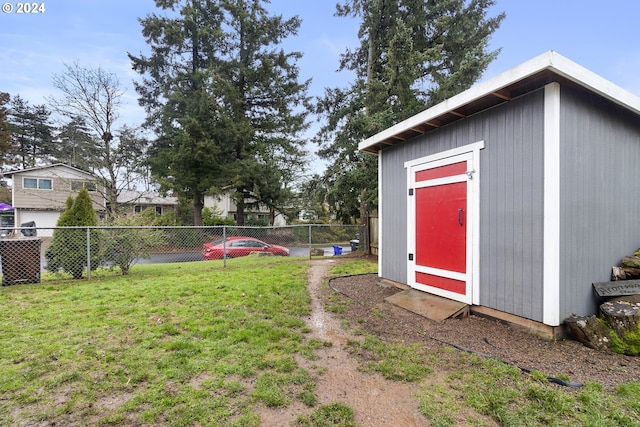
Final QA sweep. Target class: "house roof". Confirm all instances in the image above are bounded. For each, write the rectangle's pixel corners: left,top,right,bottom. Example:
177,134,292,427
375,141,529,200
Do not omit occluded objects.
3,163,94,177
117,189,178,206
359,50,640,153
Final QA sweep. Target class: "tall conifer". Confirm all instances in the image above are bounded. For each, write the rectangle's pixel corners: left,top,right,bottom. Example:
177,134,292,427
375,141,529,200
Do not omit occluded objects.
315,0,505,223
130,0,309,225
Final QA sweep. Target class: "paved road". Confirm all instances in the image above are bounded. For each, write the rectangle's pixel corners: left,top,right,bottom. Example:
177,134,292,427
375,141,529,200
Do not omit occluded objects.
11,245,354,275
137,245,353,264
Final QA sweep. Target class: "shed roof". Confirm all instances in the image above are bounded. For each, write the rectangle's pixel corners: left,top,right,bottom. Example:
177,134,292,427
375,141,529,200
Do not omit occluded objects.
359,50,640,153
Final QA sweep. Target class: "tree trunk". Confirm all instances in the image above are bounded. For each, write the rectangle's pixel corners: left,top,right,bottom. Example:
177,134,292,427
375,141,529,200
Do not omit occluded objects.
612,265,640,280
269,206,276,226
601,300,640,338
192,191,203,227
236,189,245,226
564,316,612,351
622,256,640,269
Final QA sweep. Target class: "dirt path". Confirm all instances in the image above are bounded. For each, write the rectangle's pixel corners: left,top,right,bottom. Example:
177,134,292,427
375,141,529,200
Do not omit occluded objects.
257,260,429,426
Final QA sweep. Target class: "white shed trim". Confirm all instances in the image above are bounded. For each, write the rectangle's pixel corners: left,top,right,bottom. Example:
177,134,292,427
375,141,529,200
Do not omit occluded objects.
543,83,562,326
377,153,383,278
360,50,640,153
404,141,484,305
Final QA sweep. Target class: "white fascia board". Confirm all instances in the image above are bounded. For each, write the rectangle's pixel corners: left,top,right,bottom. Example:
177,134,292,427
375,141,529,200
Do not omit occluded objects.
8,163,88,176
359,51,556,151
359,50,640,152
545,52,640,115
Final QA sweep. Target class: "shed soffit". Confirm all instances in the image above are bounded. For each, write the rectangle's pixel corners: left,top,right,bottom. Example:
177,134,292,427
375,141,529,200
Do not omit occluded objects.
359,50,640,153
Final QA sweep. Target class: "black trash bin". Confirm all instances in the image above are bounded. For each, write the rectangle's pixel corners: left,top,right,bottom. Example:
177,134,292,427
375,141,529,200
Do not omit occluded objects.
0,237,41,285
20,221,37,237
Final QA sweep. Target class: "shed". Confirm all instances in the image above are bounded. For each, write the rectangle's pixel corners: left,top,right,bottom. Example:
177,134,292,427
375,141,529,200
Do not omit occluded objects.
359,51,640,337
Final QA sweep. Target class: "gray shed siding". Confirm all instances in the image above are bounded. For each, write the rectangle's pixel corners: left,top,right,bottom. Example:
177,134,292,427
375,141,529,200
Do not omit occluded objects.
380,90,546,321
480,92,545,321
558,87,640,319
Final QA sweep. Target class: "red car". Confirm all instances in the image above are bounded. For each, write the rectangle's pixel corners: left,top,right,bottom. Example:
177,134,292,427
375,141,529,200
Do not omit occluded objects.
202,236,290,260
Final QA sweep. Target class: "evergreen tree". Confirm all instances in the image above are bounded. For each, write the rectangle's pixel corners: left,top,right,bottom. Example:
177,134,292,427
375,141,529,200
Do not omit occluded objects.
215,0,309,226
296,173,331,222
0,92,12,168
8,95,54,168
314,0,504,223
45,188,100,279
130,0,228,226
130,0,310,226
53,116,97,169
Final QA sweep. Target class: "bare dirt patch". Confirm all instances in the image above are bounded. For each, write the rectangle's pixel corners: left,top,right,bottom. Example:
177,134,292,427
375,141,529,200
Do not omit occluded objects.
324,268,640,390
255,258,640,426
256,259,429,426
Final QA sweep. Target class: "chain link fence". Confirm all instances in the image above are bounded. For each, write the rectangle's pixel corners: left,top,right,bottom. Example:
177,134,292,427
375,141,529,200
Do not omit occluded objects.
0,224,365,283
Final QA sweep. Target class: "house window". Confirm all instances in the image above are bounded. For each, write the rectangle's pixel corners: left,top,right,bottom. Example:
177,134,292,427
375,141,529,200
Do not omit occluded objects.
23,177,52,190
71,181,97,192
134,206,162,215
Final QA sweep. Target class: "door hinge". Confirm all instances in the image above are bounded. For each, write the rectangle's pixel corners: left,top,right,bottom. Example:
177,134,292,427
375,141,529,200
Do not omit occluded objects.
408,253,414,261
408,188,414,196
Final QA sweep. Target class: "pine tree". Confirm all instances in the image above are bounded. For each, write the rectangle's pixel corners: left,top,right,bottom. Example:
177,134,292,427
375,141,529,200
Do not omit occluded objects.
0,92,12,168
53,116,97,169
314,0,505,223
45,188,100,279
130,0,309,226
8,95,54,168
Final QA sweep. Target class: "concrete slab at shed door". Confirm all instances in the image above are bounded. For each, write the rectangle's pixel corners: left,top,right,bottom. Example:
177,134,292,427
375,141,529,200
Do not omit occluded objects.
385,289,469,321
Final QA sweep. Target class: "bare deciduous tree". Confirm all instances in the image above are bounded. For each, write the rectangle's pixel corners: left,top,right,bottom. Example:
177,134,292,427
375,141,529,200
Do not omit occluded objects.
47,62,149,217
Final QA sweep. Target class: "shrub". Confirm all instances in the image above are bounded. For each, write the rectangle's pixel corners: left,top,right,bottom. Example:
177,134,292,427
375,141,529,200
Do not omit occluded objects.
202,207,235,226
141,207,181,226
100,213,164,275
45,188,100,279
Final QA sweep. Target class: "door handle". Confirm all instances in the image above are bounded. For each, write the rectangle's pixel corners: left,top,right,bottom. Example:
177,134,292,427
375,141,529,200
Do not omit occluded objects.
458,208,464,227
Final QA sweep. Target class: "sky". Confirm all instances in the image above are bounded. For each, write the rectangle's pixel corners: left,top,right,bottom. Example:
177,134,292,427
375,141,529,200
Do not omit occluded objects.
1,0,640,170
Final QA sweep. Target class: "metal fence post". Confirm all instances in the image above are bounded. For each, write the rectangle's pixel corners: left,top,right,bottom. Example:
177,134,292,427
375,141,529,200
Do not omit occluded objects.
222,225,227,268
86,227,91,280
308,224,312,260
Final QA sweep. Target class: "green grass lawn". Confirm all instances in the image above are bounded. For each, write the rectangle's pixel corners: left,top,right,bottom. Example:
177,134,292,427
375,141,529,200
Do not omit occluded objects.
0,257,316,426
0,256,639,426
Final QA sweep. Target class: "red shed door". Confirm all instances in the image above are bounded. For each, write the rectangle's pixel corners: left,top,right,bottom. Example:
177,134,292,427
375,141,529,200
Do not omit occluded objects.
409,153,473,304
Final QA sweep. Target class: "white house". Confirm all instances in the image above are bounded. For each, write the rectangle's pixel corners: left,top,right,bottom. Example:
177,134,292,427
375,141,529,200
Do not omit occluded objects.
117,189,178,216
3,164,178,235
204,192,287,226
4,164,105,234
